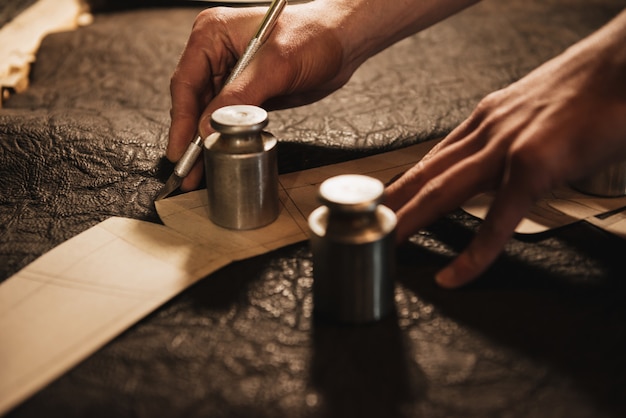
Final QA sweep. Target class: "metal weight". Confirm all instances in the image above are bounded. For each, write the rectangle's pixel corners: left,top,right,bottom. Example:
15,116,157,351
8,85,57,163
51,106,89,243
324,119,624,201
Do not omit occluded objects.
308,174,397,323
204,105,279,230
571,160,626,197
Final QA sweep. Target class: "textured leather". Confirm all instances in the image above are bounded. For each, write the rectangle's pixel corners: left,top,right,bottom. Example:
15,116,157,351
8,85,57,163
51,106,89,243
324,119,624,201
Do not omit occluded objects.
2,1,626,417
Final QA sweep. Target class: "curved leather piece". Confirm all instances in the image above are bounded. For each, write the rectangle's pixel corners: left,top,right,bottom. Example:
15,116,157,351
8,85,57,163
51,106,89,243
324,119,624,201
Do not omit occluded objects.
2,1,626,417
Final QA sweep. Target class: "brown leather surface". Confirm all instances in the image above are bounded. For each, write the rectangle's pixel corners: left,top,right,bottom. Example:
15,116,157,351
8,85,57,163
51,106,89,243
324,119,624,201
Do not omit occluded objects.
2,1,626,417
0,0,37,27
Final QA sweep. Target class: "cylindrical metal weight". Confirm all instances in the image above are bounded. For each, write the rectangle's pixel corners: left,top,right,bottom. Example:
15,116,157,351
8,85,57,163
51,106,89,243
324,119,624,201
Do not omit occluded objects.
204,105,279,230
571,160,626,197
308,174,397,323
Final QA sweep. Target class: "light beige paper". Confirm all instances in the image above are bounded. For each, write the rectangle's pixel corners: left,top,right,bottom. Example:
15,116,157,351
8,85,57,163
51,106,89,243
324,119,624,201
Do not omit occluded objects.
462,188,626,236
155,187,309,260
0,141,434,415
0,218,227,416
586,209,626,239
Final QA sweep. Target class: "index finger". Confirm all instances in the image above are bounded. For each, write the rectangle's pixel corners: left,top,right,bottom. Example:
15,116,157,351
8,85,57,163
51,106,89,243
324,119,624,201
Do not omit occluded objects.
167,25,231,162
435,180,533,288
394,146,502,243
178,39,286,192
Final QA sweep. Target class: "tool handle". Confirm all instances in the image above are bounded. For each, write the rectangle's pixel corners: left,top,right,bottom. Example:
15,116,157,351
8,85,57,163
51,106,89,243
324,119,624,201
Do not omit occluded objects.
173,135,204,177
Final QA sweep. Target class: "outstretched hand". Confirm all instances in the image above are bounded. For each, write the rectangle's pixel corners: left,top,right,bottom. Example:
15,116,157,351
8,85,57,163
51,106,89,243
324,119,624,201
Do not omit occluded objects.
385,10,626,288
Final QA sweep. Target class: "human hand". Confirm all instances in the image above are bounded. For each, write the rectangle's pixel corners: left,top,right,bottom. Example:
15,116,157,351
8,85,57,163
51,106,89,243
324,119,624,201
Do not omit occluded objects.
385,10,626,288
167,2,355,191
167,0,479,191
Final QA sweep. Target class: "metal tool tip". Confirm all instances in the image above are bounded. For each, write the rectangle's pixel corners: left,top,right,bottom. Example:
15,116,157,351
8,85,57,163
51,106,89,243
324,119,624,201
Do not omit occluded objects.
155,174,182,201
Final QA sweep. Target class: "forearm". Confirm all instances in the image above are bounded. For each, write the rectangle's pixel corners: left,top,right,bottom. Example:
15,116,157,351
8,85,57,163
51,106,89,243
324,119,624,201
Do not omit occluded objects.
307,0,480,71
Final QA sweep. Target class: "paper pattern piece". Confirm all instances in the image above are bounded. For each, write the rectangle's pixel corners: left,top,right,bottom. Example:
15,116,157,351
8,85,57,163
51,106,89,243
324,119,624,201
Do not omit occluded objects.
0,141,434,415
587,209,626,239
0,218,226,416
155,188,309,261
462,188,626,235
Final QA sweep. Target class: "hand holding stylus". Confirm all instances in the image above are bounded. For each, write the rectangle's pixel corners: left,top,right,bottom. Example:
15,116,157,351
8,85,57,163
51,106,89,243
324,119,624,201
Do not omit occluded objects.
157,0,287,200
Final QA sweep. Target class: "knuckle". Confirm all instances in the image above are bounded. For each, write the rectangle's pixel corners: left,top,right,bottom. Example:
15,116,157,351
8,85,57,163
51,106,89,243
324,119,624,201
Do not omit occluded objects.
474,90,506,118
507,142,553,195
508,142,536,172
464,90,511,137
421,175,444,201
384,163,426,210
419,177,453,218
194,7,230,30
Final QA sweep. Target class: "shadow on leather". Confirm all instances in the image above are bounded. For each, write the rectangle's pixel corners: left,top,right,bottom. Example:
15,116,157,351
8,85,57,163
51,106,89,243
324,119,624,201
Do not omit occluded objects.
397,215,626,415
310,313,427,418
